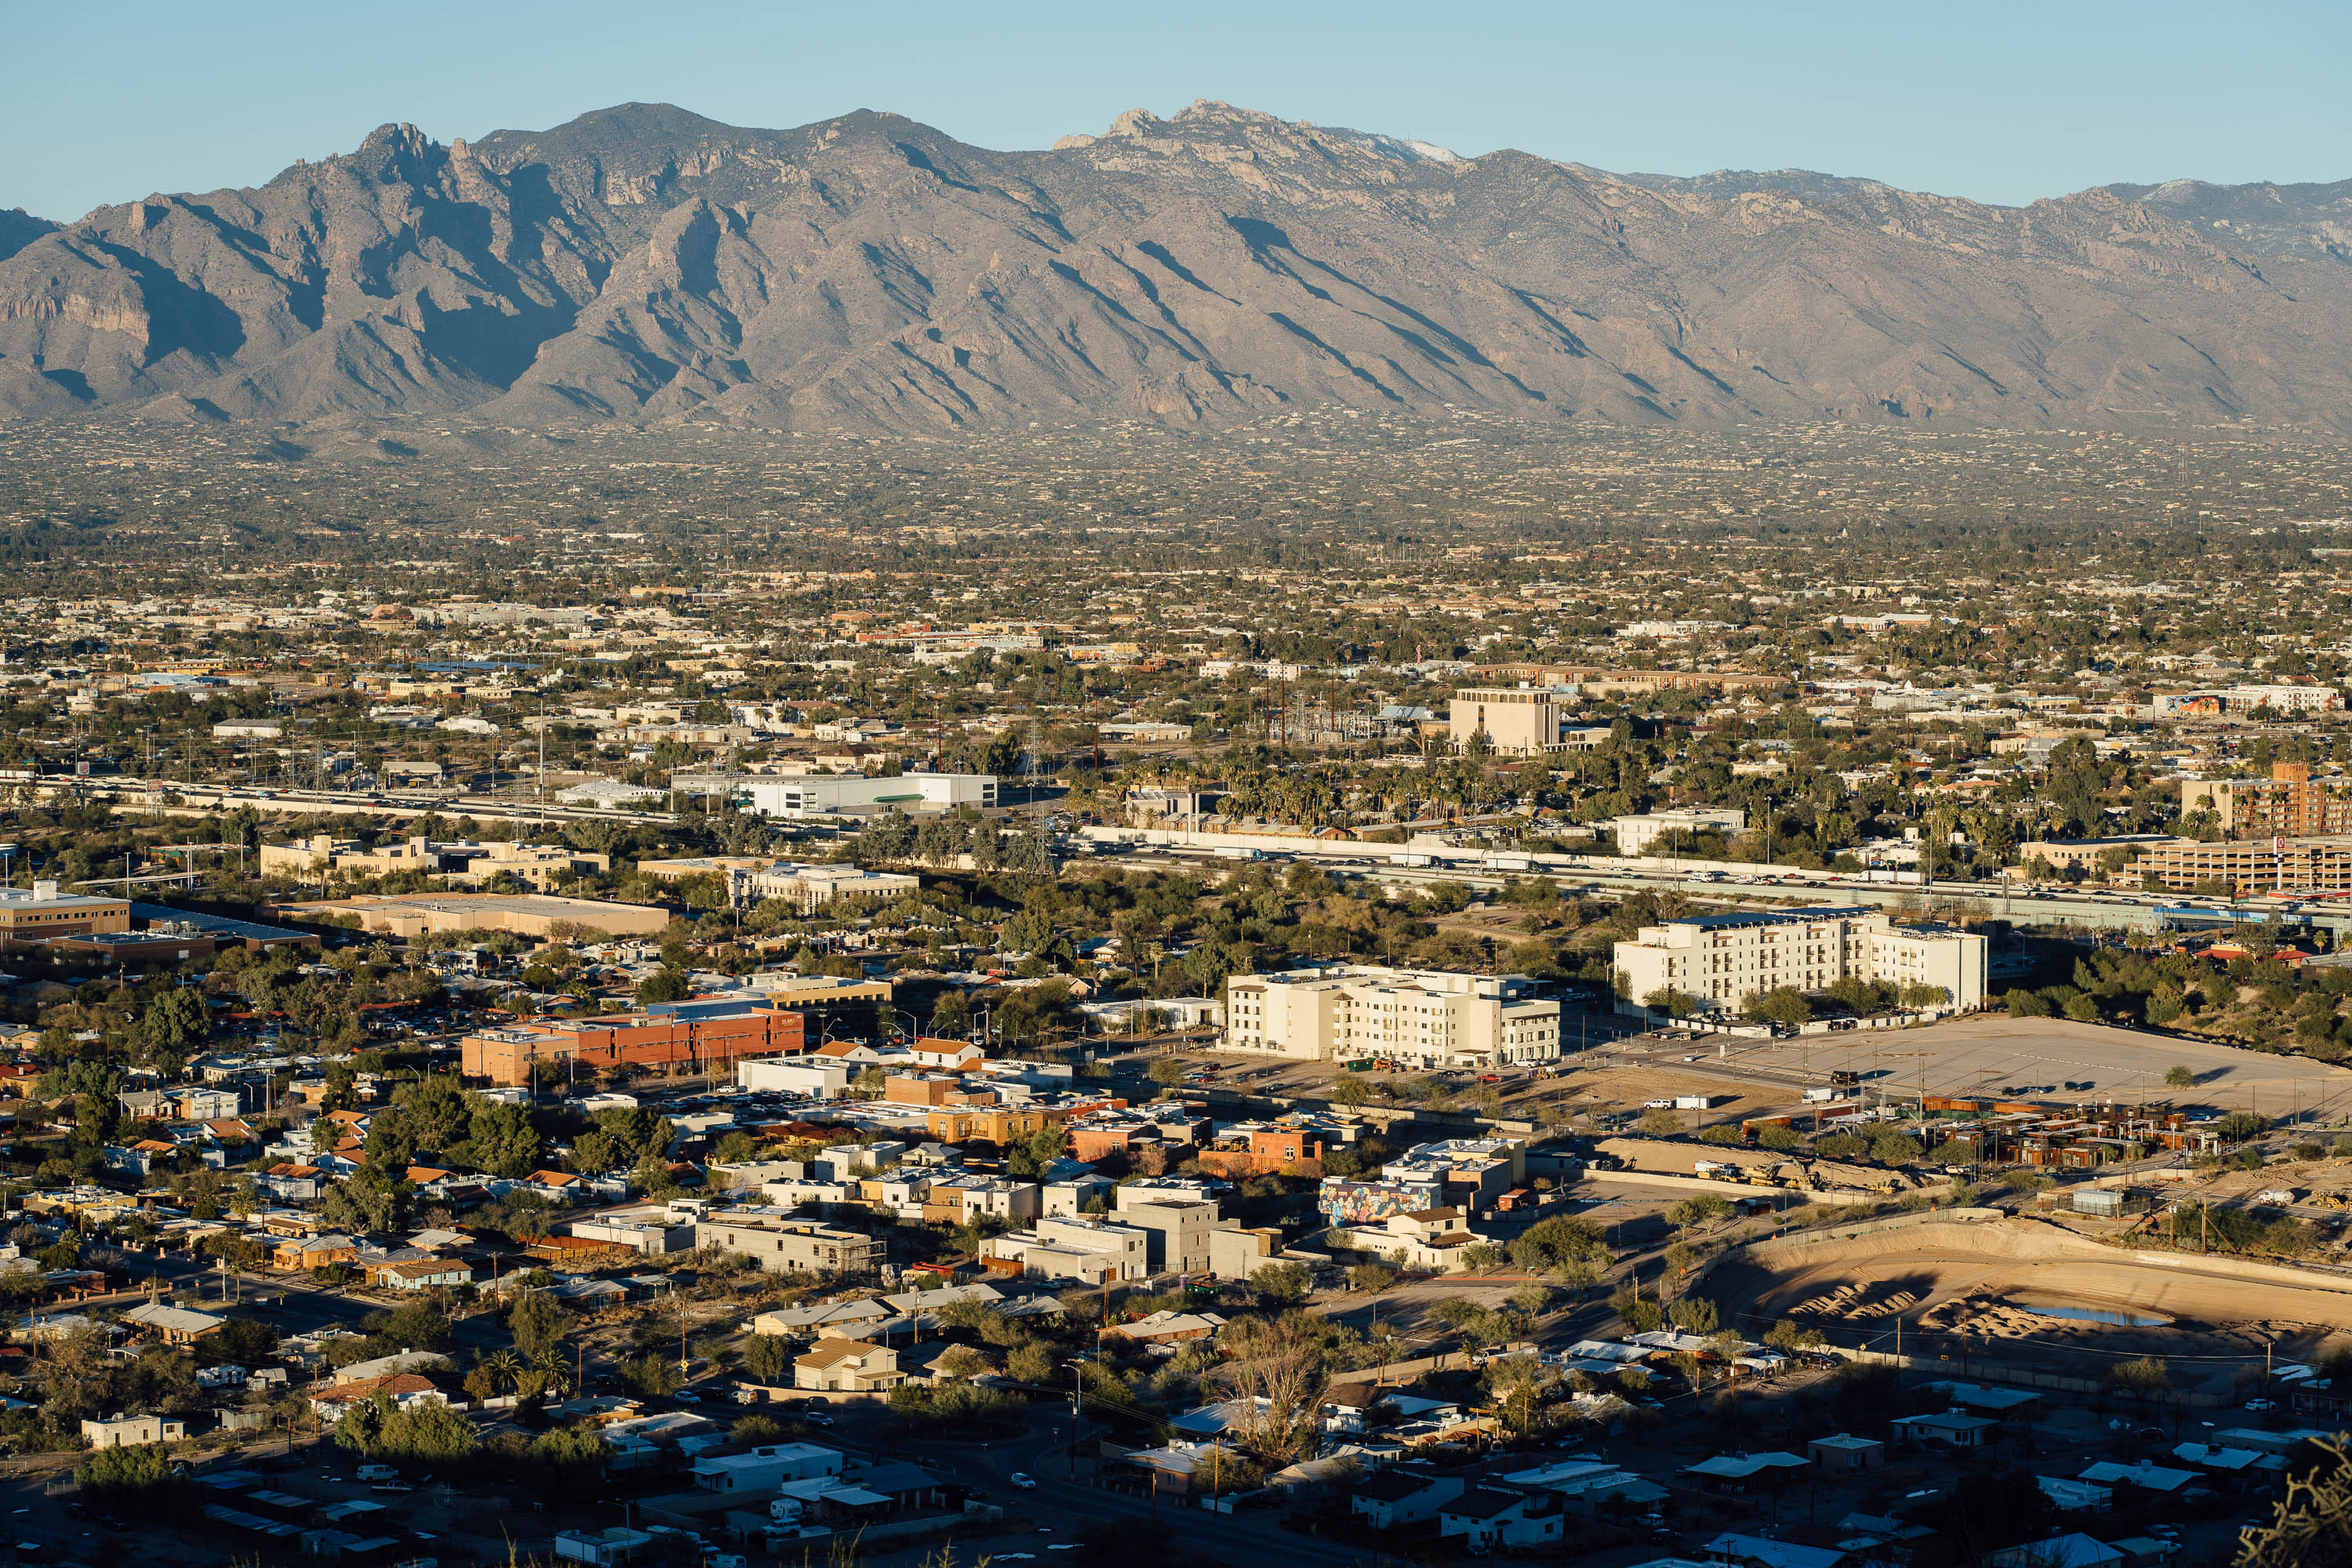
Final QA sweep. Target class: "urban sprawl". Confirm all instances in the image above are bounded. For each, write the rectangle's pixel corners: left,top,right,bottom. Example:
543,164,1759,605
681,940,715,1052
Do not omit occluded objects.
0,418,2345,1566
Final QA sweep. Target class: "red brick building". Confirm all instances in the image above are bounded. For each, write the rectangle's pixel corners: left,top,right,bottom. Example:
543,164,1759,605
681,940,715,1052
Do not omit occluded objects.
461,1005,806,1087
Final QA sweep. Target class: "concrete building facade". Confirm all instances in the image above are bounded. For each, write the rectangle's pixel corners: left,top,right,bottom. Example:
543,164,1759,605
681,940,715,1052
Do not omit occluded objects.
1446,687,1573,756
692,1212,880,1277
2135,837,2352,895
1223,965,1563,1070
1608,808,1748,858
743,771,995,819
1610,907,1986,1014
1112,1189,1221,1276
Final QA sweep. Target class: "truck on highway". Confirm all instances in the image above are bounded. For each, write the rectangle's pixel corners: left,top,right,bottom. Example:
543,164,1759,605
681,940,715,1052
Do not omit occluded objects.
1213,844,1263,862
1389,851,1438,867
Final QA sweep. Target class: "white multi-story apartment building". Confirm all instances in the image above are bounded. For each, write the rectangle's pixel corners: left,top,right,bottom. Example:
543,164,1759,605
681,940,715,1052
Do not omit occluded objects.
1610,907,1986,1015
1223,966,1563,1069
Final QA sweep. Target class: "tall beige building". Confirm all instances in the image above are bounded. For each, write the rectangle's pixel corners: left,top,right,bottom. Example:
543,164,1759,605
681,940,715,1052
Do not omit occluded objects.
1447,687,1572,755
1611,907,1985,1014
1224,965,1563,1069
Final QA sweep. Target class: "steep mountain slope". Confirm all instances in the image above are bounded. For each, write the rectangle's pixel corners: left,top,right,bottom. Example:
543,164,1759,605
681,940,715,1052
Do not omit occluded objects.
2,100,2349,434
2106,176,2352,267
0,209,53,264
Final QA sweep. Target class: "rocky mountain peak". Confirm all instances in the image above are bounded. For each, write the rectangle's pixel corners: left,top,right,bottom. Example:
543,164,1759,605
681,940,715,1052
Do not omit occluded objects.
1,101,2348,435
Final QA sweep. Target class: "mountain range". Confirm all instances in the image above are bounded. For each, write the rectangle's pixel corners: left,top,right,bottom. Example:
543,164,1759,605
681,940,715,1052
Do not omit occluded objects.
3,100,2350,436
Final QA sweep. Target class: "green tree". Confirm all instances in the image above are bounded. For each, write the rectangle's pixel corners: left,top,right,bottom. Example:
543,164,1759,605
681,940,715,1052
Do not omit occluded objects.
1147,1058,1186,1087
1743,986,1812,1027
523,1422,612,1501
635,967,692,1005
376,1399,479,1464
618,1353,682,1399
465,1098,542,1178
1510,1214,1610,1271
2217,1111,2271,1142
1664,1194,1733,1233
507,1288,566,1363
742,1333,793,1385
1250,1261,1311,1305
361,1302,452,1353
2110,1355,2171,1413
141,987,209,1053
393,1074,473,1152
1667,1297,1720,1334
1610,1285,1663,1334
74,1443,181,1508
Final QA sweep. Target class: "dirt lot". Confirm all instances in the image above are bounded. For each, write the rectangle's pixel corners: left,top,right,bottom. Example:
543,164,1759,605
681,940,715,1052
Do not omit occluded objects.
1723,1015,2352,1120
1519,1061,1796,1128
1709,1214,2352,1396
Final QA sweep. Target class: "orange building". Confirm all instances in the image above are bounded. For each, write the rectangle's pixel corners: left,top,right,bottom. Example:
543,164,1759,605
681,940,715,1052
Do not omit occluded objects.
924,1105,1069,1145
1196,1125,1329,1179
461,1005,806,1087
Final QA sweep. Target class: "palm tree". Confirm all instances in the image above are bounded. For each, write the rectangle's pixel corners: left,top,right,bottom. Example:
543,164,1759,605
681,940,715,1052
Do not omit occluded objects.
481,1348,523,1392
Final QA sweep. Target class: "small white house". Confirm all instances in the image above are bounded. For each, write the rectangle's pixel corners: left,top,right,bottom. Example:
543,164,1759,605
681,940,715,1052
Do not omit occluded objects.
82,1413,187,1447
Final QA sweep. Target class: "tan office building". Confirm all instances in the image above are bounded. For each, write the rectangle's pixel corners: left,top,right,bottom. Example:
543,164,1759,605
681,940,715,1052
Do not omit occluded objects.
269,891,667,940
1224,965,1563,1070
0,881,132,950
1447,687,1572,756
260,834,608,890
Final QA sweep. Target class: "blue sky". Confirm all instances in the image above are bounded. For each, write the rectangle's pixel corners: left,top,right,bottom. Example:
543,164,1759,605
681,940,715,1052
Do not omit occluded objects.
5,1,2343,220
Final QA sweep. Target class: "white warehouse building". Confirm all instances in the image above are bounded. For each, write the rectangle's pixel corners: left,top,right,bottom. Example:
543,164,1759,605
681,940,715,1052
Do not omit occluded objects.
1610,906,1986,1015
742,771,996,819
1224,965,1564,1070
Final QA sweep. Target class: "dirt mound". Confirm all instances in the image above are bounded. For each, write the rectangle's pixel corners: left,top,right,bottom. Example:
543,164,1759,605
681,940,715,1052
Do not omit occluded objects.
1711,1216,2352,1389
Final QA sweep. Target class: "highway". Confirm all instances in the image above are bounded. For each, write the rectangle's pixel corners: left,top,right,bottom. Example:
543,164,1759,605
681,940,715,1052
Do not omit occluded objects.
1080,829,2352,938
71,778,679,829
47,771,2352,939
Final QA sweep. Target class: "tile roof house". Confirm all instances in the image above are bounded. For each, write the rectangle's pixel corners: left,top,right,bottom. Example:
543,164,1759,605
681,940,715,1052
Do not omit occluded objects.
793,1338,903,1392
309,1372,448,1417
